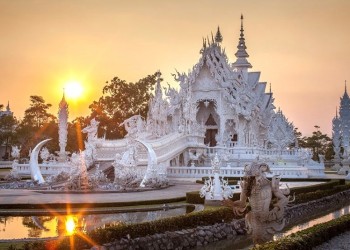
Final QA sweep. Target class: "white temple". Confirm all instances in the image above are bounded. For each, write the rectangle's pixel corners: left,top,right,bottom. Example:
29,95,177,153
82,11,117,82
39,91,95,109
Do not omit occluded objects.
11,16,325,180
92,16,324,179
332,82,350,176
0,101,13,118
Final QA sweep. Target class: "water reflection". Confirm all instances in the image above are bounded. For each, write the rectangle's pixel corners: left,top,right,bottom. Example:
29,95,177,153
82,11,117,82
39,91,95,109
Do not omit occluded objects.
196,204,350,250
0,206,196,240
274,204,350,240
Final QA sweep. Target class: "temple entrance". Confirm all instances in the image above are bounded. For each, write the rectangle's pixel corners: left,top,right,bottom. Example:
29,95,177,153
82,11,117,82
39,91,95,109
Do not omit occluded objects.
205,129,218,147
204,113,218,147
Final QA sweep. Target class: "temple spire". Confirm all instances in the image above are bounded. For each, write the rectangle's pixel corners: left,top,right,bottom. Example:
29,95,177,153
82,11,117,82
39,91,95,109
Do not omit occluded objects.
6,101,10,111
342,80,349,100
232,14,252,70
215,26,223,43
336,106,338,119
345,80,347,94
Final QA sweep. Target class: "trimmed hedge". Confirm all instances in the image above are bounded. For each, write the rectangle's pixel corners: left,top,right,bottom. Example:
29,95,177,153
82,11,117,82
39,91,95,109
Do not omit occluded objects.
0,196,186,210
290,180,341,196
295,183,350,204
252,213,350,250
32,207,235,250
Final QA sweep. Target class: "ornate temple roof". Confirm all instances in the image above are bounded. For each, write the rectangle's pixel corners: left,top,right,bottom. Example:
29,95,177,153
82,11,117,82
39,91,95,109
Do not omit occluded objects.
232,15,252,70
0,100,13,117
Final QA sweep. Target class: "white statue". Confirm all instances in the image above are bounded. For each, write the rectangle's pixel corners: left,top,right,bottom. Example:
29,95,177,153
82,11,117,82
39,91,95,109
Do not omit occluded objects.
82,118,100,164
120,115,145,138
11,145,20,159
40,147,50,163
82,118,99,142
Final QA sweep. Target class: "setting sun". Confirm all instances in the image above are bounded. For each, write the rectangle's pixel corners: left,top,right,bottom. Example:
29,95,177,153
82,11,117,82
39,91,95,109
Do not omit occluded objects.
64,81,84,100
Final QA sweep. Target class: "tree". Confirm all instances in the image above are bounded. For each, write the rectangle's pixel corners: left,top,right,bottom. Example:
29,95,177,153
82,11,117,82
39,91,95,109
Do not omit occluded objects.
66,116,90,153
88,72,160,139
17,96,57,157
21,95,56,128
0,114,18,160
302,125,333,162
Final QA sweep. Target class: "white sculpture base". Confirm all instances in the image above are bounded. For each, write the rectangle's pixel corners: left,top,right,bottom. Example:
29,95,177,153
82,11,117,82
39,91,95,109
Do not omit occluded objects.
338,164,350,175
332,163,341,171
56,151,69,163
204,173,224,206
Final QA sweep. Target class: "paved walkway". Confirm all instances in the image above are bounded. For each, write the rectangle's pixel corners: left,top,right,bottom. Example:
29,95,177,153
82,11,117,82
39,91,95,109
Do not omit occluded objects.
0,179,202,205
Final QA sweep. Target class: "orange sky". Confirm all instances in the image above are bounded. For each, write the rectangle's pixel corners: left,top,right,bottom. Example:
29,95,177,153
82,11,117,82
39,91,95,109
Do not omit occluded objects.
0,0,350,136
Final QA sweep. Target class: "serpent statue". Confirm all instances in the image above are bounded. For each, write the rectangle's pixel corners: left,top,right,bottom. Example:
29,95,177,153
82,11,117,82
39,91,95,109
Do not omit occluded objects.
223,161,293,244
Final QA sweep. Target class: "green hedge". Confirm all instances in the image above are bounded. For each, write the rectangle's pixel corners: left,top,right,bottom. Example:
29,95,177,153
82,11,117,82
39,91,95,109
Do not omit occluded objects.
290,180,341,196
31,207,235,250
0,196,186,210
295,183,350,204
252,214,350,250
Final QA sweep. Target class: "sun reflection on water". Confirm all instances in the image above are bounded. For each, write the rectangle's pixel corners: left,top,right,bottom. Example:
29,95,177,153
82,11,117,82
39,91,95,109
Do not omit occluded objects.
65,216,76,236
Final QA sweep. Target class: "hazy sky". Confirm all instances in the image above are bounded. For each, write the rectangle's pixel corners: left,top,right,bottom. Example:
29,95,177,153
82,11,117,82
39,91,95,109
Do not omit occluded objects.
1,0,350,136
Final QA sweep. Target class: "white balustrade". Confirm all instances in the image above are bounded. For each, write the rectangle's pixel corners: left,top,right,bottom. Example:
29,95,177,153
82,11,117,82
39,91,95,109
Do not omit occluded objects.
167,165,309,178
13,163,72,176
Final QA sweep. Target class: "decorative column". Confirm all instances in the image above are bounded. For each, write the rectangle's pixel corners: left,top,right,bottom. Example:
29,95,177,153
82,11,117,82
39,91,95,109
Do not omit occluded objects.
199,153,233,206
57,92,69,162
332,109,341,170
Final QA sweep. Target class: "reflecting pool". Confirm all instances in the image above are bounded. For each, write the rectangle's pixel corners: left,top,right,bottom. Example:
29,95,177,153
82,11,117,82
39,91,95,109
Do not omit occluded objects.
0,205,199,240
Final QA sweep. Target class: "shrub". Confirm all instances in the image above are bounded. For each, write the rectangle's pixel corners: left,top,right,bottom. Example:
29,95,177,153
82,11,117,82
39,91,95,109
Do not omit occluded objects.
42,206,236,249
252,214,350,250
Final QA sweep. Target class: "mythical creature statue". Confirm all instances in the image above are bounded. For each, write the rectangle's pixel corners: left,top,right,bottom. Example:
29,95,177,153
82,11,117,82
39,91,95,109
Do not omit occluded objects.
223,161,292,244
120,115,145,138
82,118,99,142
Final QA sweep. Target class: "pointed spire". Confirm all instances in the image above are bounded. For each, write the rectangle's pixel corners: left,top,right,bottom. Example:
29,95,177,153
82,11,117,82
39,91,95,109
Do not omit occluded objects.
211,32,214,44
232,14,252,70
6,101,10,111
59,88,68,109
336,106,338,119
345,80,347,94
215,26,223,43
155,70,162,97
342,80,349,100
269,83,272,93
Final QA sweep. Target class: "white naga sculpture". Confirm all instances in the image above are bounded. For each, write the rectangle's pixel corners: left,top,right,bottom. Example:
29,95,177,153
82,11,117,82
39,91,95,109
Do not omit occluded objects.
113,138,160,188
120,115,146,138
29,139,52,184
223,162,292,244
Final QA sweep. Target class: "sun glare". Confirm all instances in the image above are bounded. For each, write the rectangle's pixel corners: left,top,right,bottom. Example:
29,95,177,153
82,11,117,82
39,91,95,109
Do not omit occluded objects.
64,81,83,100
65,216,76,235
